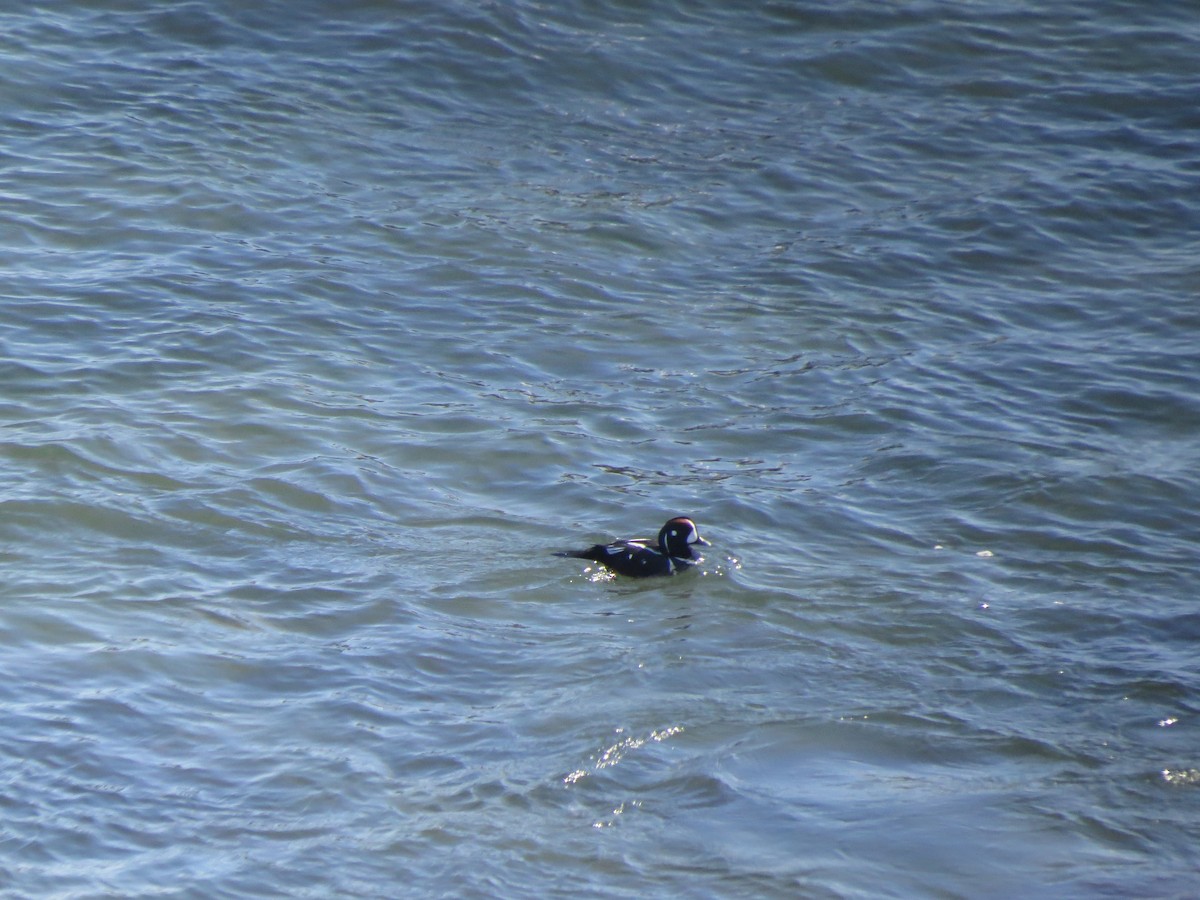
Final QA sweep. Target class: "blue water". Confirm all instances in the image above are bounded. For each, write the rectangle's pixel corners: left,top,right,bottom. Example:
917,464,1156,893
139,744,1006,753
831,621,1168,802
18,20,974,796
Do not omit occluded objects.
2,1,1199,896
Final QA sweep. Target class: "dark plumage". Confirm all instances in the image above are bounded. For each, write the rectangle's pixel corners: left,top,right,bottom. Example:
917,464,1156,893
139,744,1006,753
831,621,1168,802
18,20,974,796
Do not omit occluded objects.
557,516,710,577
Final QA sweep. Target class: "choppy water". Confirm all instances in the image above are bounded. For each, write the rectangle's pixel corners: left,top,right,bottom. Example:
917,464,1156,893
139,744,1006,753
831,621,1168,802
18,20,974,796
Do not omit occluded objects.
2,1,1199,896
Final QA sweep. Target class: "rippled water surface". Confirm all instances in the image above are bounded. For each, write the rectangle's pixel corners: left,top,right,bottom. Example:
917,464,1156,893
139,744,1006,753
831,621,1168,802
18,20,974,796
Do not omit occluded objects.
2,1,1199,896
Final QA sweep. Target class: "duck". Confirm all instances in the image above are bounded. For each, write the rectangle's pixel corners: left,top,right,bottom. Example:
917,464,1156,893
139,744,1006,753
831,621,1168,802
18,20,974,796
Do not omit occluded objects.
557,516,709,577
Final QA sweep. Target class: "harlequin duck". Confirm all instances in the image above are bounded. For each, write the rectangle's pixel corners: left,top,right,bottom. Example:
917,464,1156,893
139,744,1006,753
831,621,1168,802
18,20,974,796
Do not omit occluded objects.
557,516,710,577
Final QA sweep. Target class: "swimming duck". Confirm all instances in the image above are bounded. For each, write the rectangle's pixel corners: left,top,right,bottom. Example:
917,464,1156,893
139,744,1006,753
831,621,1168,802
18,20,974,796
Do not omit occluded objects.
557,516,709,577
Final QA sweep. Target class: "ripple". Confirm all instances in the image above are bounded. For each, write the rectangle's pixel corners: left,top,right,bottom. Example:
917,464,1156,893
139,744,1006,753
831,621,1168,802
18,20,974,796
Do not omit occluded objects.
1,0,1198,895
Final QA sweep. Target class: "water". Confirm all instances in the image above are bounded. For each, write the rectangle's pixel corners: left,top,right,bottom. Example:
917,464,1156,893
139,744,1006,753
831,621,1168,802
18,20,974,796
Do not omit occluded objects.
1,1,1198,896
